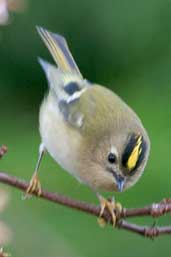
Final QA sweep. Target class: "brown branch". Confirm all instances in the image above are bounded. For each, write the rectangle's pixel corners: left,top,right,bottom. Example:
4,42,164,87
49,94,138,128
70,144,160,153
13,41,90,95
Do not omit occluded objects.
0,171,171,238
0,146,7,159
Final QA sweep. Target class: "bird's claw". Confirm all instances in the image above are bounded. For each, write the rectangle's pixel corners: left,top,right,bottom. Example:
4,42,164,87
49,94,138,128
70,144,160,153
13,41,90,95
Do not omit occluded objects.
98,196,122,227
25,174,42,197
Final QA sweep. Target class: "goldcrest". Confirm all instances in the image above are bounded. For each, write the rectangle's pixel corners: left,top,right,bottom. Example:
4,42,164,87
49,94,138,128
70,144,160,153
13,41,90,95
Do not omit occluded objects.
27,26,150,225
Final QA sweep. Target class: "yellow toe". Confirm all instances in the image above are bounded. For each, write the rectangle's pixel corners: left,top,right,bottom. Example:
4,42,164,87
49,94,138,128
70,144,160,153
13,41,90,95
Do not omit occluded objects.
98,196,122,227
26,174,42,197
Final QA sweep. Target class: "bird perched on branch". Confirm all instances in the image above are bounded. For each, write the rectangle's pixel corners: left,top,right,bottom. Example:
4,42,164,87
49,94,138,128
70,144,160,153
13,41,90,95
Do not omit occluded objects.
26,26,150,226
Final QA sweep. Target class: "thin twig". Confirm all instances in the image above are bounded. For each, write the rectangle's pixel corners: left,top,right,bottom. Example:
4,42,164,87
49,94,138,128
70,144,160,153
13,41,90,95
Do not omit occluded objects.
0,172,171,238
0,146,7,159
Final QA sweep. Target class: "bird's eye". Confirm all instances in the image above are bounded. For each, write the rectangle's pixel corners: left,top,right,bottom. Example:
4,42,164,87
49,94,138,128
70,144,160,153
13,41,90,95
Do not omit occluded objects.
108,153,116,164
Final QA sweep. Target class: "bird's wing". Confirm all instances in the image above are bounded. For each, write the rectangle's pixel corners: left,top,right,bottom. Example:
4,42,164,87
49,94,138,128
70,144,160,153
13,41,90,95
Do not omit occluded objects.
37,26,95,130
38,58,93,129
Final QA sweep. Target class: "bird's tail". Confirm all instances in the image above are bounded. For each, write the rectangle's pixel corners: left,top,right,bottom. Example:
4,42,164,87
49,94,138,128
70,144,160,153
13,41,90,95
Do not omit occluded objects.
37,26,82,78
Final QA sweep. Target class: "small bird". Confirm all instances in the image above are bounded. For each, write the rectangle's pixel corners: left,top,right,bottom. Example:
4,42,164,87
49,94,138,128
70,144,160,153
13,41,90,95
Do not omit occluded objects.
27,26,150,225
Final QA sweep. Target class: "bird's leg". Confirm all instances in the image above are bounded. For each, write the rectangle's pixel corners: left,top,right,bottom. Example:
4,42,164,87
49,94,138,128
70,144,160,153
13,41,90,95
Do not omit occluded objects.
97,193,122,227
26,143,45,197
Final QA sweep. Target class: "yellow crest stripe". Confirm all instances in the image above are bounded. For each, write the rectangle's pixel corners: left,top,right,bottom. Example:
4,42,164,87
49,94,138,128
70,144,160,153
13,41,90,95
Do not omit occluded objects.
127,135,142,170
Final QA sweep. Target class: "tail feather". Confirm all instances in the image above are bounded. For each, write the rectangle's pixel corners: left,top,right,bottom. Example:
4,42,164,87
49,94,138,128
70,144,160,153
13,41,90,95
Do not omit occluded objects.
36,26,82,78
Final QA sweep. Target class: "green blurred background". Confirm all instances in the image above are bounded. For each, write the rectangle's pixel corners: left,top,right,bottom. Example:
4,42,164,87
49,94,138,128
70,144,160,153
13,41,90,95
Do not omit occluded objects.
1,0,171,256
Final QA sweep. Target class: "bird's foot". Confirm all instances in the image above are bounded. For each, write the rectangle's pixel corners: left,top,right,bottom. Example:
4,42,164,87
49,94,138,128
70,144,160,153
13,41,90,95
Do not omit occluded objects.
25,174,42,197
97,196,122,227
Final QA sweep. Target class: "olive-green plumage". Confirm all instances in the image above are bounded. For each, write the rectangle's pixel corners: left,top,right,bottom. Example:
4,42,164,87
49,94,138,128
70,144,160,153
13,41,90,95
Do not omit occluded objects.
32,26,150,196
77,85,143,137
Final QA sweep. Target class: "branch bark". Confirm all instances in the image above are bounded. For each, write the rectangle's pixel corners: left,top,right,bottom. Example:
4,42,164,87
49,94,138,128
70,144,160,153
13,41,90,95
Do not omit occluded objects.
0,146,7,159
0,171,171,238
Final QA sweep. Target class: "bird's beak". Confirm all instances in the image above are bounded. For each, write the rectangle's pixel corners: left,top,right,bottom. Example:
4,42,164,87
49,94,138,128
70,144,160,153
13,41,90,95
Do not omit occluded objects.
107,168,125,192
116,176,125,192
